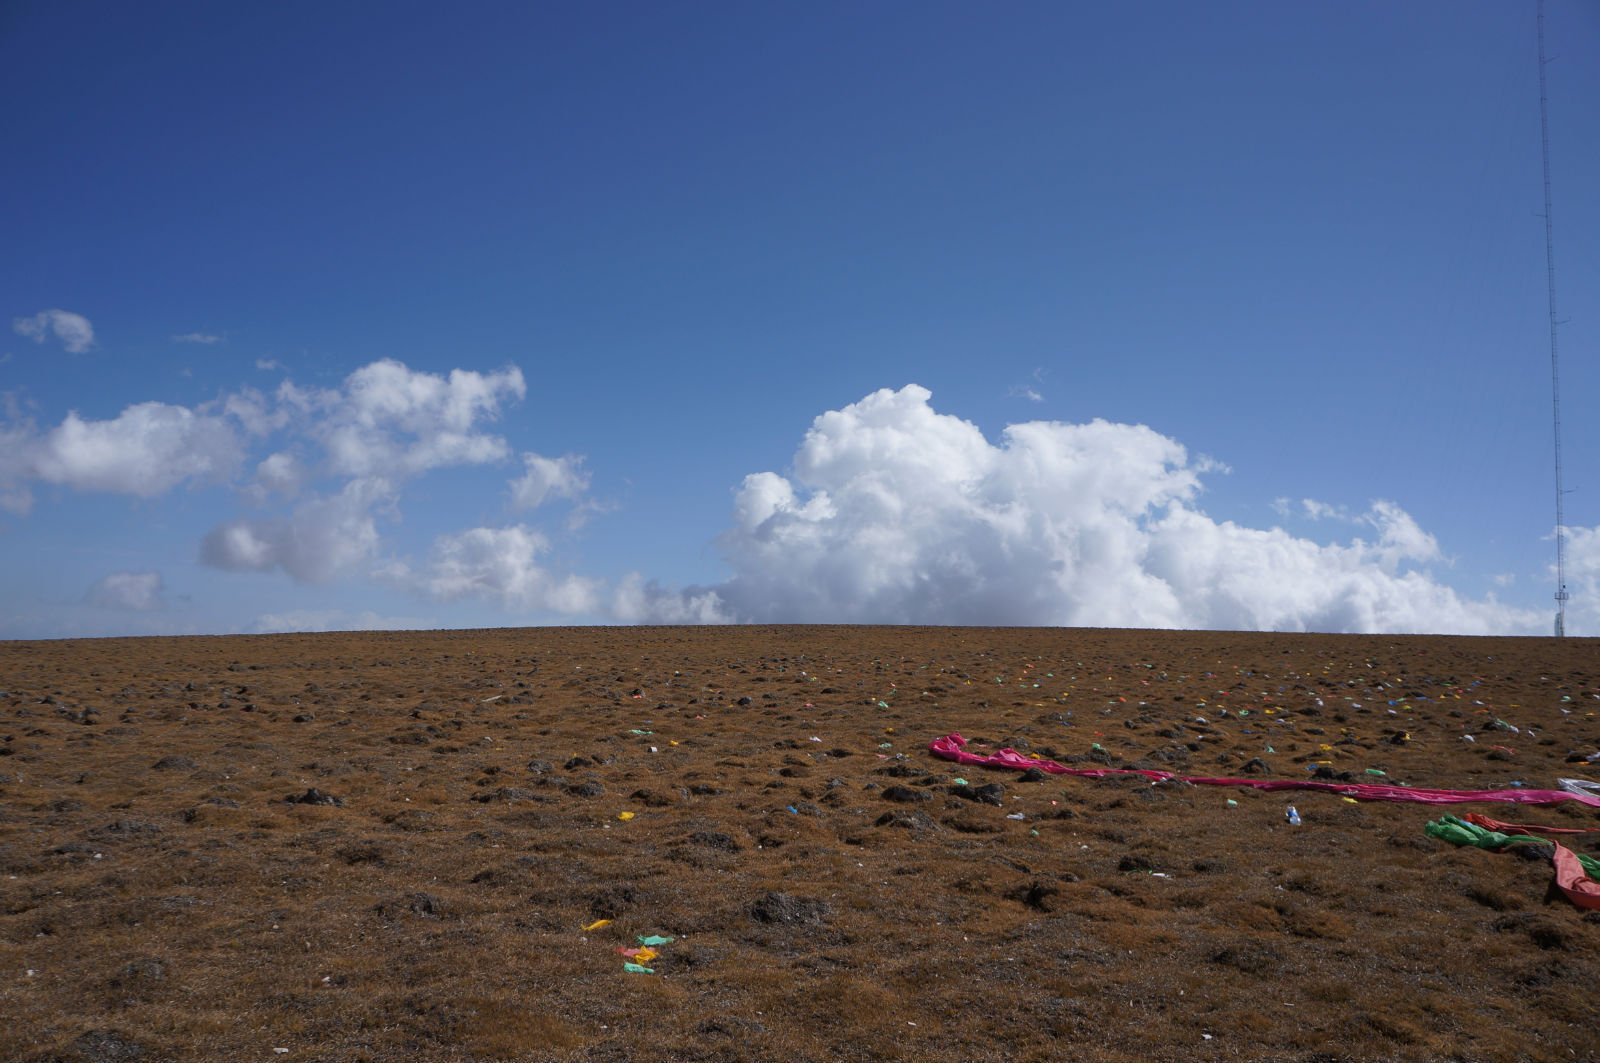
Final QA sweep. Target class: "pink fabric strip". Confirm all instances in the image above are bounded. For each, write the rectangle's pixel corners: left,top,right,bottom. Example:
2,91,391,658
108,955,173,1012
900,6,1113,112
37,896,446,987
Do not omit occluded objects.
928,733,1600,809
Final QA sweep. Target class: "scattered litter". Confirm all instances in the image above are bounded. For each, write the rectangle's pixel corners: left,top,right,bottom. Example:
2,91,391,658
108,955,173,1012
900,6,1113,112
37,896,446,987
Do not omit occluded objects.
1558,778,1600,798
628,729,653,736
618,947,658,961
1005,812,1025,820
623,962,655,974
617,812,635,821
637,935,675,947
1285,806,1301,826
479,695,501,703
582,919,612,931
1225,799,1238,806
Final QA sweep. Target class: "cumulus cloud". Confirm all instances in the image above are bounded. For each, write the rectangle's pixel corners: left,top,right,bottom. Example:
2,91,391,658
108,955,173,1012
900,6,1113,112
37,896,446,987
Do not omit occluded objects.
14,309,94,353
187,359,529,584
85,571,163,611
200,478,391,584
380,524,602,614
0,402,244,511
655,384,1546,635
289,359,526,478
509,452,590,510
612,573,731,624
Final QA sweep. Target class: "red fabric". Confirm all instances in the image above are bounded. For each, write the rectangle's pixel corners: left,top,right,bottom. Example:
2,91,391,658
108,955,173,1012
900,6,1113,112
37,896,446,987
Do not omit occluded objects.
928,733,1600,809
1549,845,1600,910
1450,812,1600,909
1457,812,1600,836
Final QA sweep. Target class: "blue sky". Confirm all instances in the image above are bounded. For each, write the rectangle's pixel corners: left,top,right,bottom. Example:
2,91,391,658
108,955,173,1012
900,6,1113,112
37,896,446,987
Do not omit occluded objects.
3,0,1598,638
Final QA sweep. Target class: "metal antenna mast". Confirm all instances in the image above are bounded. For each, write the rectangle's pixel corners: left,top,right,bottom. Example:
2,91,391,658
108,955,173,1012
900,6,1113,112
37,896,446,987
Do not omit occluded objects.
1537,0,1569,636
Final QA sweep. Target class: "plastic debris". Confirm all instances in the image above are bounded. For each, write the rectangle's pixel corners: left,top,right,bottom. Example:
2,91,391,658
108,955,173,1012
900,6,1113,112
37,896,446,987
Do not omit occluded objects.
623,962,655,974
1285,806,1301,826
1005,812,1025,820
637,934,675,947
582,919,612,931
617,811,635,821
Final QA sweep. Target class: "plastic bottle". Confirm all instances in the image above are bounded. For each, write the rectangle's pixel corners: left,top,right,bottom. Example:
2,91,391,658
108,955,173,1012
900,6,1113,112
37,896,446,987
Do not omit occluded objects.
1285,805,1301,826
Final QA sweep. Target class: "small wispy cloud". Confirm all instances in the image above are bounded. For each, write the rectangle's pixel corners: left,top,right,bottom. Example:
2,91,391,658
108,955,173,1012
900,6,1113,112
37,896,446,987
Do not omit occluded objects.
85,571,163,611
1302,499,1353,522
255,359,282,371
14,309,95,354
173,332,223,344
1007,367,1048,403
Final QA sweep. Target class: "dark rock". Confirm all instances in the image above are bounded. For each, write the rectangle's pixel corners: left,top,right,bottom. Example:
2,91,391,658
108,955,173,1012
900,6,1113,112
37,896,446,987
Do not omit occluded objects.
970,783,1006,806
875,809,940,831
566,780,605,799
376,892,444,920
1018,767,1048,782
748,891,831,926
1011,881,1059,911
689,830,741,851
151,755,196,772
630,788,675,807
289,787,343,806
470,786,538,804
1239,757,1271,774
880,784,931,803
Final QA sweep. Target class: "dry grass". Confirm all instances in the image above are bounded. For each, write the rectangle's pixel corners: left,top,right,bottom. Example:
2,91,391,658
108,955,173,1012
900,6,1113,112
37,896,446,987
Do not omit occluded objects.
2,625,1599,1061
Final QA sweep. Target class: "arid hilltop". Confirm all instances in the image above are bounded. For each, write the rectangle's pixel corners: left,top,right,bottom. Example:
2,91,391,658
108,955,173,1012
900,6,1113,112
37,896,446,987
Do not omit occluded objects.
2,626,1598,1062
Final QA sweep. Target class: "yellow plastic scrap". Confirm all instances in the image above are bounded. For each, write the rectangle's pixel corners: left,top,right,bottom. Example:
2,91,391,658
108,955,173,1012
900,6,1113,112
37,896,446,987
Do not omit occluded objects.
617,811,635,821
583,919,612,931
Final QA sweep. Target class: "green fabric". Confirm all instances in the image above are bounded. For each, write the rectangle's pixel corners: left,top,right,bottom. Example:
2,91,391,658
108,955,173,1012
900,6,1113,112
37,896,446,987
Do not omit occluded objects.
1425,815,1600,878
1424,815,1545,851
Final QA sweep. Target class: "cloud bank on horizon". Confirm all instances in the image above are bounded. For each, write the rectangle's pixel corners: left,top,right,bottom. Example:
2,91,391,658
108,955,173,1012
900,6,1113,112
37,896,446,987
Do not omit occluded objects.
1,327,1587,637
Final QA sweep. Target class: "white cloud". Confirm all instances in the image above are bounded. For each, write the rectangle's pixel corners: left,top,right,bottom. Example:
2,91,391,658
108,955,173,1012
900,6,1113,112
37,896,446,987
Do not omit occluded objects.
612,573,730,624
252,451,304,498
255,359,282,371
381,524,602,614
17,402,243,498
85,571,163,611
174,332,223,344
1559,525,1600,636
200,478,390,584
509,452,590,510
676,384,1546,634
302,359,526,478
252,609,431,634
1302,498,1353,522
14,309,94,353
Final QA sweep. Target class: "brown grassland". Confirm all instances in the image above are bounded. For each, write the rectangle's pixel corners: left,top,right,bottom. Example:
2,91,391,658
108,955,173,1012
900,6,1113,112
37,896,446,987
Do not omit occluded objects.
2,625,1598,1062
